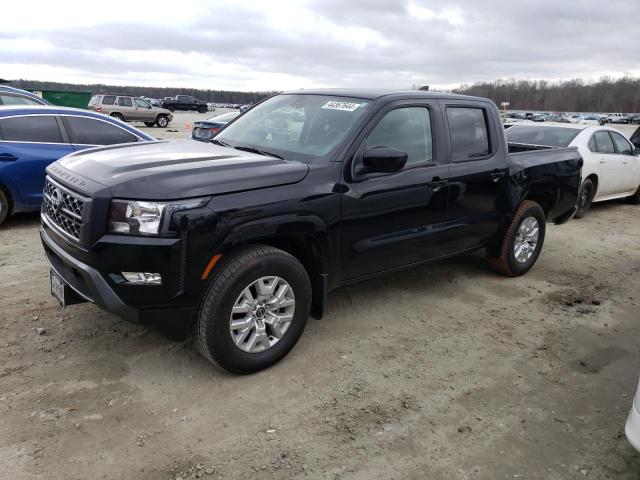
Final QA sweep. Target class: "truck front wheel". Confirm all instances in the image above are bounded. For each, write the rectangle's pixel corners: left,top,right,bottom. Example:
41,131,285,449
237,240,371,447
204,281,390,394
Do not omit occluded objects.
486,200,546,277
198,105,207,113
194,245,311,374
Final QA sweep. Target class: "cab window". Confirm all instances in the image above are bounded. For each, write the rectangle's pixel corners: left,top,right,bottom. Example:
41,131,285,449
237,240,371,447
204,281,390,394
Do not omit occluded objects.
447,107,490,160
365,107,433,166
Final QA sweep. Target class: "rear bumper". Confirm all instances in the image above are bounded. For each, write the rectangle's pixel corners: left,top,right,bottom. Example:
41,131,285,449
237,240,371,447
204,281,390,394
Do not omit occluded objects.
553,204,578,225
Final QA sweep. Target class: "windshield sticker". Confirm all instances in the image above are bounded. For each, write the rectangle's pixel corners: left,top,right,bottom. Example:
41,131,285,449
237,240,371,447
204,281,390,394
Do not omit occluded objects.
321,101,362,112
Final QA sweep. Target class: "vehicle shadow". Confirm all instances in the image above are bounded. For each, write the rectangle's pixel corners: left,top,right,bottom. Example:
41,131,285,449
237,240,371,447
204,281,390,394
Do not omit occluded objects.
0,211,41,232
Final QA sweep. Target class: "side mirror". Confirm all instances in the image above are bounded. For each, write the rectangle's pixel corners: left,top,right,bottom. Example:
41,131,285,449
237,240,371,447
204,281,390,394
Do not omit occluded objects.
360,147,408,174
634,147,640,156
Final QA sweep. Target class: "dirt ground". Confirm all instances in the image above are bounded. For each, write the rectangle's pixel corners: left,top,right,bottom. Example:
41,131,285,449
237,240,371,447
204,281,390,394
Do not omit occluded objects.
1,124,640,479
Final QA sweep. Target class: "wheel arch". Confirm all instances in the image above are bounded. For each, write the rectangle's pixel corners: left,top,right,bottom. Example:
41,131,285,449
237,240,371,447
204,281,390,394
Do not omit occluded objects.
584,173,599,197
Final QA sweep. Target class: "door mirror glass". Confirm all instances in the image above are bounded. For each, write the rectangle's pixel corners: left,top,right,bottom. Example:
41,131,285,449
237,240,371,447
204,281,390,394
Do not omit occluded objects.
634,147,640,156
361,147,407,173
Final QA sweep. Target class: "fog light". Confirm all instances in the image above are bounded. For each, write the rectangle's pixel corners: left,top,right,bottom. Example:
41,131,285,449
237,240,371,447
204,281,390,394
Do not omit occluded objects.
121,272,162,285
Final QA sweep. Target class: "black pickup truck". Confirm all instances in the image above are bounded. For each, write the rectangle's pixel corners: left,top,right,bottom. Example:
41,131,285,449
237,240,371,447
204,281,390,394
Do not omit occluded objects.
40,90,582,373
161,95,208,113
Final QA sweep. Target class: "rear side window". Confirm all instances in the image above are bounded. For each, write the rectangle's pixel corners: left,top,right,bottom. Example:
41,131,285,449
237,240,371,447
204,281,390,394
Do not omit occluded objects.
102,95,116,105
447,107,490,160
610,131,633,155
0,94,42,106
117,97,132,107
63,116,138,145
365,107,433,166
593,131,615,154
0,115,63,143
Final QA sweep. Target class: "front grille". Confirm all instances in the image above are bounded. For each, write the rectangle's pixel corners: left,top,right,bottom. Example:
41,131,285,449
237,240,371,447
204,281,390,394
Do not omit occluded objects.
42,177,87,242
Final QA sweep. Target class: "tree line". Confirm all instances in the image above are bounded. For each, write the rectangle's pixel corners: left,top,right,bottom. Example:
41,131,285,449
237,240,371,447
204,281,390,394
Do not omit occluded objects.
8,79,275,104
453,77,640,113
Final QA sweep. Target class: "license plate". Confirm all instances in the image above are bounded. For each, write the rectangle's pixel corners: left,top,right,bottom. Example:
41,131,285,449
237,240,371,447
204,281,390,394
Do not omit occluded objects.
50,270,66,307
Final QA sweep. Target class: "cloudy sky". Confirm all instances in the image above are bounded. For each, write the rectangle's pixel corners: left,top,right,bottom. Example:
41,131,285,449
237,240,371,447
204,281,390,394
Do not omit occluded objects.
2,0,639,91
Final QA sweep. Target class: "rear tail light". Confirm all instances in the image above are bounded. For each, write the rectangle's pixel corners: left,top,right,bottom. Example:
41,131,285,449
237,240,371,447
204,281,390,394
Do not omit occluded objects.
95,106,102,112
209,127,221,133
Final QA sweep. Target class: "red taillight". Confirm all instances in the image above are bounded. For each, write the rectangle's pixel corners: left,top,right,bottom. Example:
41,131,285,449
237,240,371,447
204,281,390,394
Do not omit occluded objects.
95,106,102,112
209,127,220,133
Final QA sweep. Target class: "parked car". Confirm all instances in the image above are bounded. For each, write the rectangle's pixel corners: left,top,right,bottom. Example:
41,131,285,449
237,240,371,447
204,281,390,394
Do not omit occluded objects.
0,86,51,106
580,115,602,125
88,94,173,128
191,111,240,142
40,89,581,373
626,375,640,452
506,124,640,218
161,95,209,113
631,126,640,149
629,113,640,125
603,113,631,124
0,105,154,226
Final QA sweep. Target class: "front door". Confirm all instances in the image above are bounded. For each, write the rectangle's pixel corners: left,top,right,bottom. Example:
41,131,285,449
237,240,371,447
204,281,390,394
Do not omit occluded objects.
340,101,452,281
592,130,625,195
609,130,640,193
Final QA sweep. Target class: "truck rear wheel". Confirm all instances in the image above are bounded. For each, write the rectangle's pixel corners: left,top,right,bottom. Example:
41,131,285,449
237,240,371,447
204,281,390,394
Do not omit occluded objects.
486,200,546,277
198,105,207,114
194,245,311,374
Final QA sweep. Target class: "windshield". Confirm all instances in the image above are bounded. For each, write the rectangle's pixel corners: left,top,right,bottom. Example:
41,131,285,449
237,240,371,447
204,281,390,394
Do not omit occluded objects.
208,112,239,122
506,125,581,147
215,94,371,161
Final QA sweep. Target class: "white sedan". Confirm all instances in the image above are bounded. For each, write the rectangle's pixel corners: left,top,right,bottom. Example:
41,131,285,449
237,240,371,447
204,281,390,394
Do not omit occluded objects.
506,124,640,218
627,376,640,452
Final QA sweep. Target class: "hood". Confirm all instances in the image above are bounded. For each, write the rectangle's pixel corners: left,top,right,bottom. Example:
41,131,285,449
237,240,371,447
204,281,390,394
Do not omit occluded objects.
54,139,309,199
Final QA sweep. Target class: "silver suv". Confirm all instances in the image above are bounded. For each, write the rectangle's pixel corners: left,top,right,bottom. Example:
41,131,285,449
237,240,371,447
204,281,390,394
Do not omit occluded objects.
88,94,173,128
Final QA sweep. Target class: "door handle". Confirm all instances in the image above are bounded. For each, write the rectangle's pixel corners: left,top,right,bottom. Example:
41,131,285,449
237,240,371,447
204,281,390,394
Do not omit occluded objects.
490,172,505,182
0,153,18,162
426,177,448,189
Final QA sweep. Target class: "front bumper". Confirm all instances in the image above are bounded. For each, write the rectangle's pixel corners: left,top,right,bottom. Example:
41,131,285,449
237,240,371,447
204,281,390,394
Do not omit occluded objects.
40,224,199,325
626,381,640,452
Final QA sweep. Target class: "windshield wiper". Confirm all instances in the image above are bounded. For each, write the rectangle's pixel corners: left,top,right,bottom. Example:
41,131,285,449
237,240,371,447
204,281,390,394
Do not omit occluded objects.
232,145,284,160
210,138,232,148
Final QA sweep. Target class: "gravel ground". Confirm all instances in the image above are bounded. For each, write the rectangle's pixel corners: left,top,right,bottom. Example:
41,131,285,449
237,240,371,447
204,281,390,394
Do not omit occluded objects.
0,119,639,480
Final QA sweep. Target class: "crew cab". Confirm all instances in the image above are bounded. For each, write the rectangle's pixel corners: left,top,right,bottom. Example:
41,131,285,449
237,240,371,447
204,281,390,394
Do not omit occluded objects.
40,90,582,374
161,95,208,113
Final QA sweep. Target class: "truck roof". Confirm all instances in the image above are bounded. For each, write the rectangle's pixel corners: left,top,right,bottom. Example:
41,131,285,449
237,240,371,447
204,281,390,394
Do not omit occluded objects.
281,88,487,102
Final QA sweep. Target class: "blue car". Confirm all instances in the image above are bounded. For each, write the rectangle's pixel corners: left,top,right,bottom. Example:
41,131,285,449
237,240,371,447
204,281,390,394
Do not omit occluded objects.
0,86,51,106
0,105,154,225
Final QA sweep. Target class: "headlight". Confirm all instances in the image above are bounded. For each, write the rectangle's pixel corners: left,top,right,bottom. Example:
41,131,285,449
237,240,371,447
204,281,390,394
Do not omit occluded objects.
108,197,209,235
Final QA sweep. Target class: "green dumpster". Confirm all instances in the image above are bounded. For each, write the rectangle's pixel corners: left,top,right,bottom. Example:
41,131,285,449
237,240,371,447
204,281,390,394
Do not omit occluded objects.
34,90,92,109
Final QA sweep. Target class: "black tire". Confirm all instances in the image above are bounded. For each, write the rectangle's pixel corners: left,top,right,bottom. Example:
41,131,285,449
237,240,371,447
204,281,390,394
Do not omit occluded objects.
0,188,9,226
167,105,175,113
144,121,155,127
486,200,546,277
194,245,311,374
111,113,124,122
574,178,595,219
155,115,169,128
626,184,640,205
198,105,207,114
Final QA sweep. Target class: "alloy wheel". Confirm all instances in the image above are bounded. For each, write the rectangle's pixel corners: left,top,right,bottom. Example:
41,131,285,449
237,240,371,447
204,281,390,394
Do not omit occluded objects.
514,216,540,264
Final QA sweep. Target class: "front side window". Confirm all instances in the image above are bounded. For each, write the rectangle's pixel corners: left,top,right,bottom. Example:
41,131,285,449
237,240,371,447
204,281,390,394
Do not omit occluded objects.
0,115,62,143
593,131,615,154
216,94,371,162
117,97,132,107
447,107,490,160
135,99,151,108
0,94,42,106
610,131,633,155
63,117,138,145
364,107,433,166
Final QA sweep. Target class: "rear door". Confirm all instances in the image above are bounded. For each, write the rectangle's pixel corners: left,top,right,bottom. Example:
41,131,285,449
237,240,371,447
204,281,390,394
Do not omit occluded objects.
440,101,509,252
340,100,452,280
0,114,73,208
115,96,135,120
61,115,141,150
